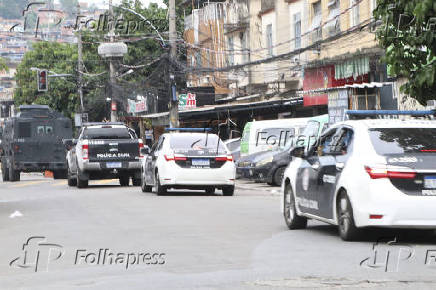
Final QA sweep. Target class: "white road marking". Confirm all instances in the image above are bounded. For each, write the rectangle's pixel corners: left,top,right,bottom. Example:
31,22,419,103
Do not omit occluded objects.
9,210,23,218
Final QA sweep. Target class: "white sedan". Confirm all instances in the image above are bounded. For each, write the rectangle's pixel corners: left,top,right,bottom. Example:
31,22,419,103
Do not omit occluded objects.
282,119,436,240
140,131,236,196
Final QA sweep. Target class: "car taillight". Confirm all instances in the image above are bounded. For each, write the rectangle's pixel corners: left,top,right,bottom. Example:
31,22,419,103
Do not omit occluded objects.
174,156,187,161
82,144,89,160
364,165,416,179
164,154,174,161
138,140,144,158
165,154,186,161
216,155,233,162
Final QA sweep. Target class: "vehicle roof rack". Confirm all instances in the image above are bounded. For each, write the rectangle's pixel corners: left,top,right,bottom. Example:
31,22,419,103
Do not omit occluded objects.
82,122,125,126
345,110,436,120
165,128,212,132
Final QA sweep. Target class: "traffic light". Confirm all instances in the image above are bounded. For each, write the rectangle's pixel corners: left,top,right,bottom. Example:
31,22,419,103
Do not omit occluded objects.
37,70,48,92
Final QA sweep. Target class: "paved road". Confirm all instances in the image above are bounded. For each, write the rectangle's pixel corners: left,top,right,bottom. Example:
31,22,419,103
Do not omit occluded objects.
1,174,436,289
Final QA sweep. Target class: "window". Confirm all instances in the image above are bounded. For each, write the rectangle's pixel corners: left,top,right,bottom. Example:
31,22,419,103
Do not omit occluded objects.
311,1,322,42
331,128,354,155
351,0,360,26
227,36,234,65
37,126,45,135
195,51,202,67
82,128,131,139
316,129,337,156
170,135,226,152
241,32,248,63
369,128,436,155
157,137,165,151
266,24,273,56
18,122,31,138
294,13,301,49
326,0,340,36
36,125,53,135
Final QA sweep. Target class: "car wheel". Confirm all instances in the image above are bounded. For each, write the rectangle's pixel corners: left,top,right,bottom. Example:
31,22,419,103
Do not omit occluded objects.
76,168,88,189
9,164,20,182
273,167,286,186
283,183,307,229
1,160,9,182
119,176,130,186
141,173,152,193
67,165,77,187
222,186,234,196
155,172,166,195
132,178,141,187
205,187,215,194
337,192,360,241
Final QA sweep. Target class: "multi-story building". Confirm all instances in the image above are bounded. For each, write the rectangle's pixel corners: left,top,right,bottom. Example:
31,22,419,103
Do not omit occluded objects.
301,0,395,122
184,0,230,101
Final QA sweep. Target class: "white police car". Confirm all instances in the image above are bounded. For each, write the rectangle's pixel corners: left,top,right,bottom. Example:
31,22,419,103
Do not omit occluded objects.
140,129,236,196
282,114,436,240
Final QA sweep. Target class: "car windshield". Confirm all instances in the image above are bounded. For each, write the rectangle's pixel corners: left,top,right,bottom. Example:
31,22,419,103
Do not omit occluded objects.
255,127,296,148
302,121,320,138
369,128,436,155
170,134,226,151
82,128,131,139
226,140,240,151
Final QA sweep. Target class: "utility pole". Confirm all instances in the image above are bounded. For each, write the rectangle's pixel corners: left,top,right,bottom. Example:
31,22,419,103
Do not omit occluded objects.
77,3,84,113
109,0,117,122
168,0,179,128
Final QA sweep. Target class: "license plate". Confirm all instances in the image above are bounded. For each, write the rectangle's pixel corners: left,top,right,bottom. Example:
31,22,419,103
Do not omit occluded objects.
424,176,436,189
192,159,210,166
107,162,122,168
422,190,436,196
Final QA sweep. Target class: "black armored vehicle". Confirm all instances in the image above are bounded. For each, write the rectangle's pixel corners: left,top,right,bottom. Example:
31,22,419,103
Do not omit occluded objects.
0,105,72,181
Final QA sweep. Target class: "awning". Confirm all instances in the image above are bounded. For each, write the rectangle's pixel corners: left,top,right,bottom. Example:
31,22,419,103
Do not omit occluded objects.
298,82,393,95
138,97,303,120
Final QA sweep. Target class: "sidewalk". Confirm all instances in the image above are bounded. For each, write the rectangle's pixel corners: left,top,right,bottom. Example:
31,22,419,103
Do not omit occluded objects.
235,179,281,196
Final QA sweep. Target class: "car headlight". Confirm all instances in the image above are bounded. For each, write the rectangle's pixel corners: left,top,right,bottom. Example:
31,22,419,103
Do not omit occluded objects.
256,156,273,167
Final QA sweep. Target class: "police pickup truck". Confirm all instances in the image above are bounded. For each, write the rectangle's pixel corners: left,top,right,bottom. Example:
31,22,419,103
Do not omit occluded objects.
64,122,144,188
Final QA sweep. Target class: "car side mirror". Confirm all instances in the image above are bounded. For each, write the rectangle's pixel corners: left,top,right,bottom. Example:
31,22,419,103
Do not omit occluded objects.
141,146,150,155
290,146,305,158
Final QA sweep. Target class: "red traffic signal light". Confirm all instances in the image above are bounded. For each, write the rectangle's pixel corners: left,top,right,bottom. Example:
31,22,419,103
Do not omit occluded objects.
37,70,48,92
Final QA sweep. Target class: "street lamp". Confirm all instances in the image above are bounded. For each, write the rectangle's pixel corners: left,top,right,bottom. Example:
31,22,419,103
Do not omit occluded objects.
98,42,128,122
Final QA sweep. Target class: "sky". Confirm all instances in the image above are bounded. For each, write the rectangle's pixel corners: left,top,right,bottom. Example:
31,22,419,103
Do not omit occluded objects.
96,0,166,8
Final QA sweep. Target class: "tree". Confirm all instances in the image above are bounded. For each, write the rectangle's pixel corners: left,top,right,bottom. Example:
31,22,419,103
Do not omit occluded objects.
374,0,436,104
14,42,79,119
14,0,185,121
0,57,8,72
